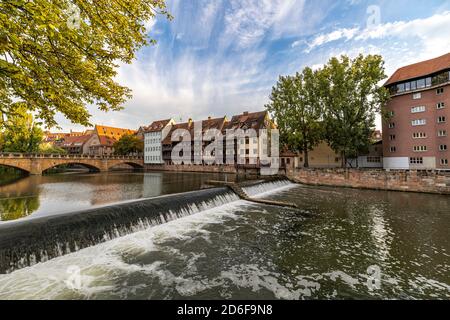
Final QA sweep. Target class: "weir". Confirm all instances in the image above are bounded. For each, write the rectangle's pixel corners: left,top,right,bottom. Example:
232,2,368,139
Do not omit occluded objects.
206,179,298,209
0,179,295,274
0,187,238,274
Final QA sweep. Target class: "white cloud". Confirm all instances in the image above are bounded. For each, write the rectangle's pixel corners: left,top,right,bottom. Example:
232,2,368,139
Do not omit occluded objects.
221,0,306,49
305,11,450,60
305,27,359,52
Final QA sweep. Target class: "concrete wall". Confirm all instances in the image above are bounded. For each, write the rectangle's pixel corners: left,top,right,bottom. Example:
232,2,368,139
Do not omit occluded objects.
287,168,450,195
298,142,341,168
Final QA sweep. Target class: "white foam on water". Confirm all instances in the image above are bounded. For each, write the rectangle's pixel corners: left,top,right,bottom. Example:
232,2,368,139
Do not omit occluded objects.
242,180,298,198
0,200,249,300
0,181,303,299
220,264,321,300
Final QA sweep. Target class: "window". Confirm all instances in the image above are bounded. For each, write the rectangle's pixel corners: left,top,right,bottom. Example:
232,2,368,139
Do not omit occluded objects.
412,119,426,126
441,159,449,166
390,146,396,153
436,87,444,95
413,146,427,152
438,116,446,123
439,145,448,151
425,77,432,87
253,149,257,154
253,138,258,144
388,123,395,129
413,132,427,139
438,130,447,137
410,157,423,165
388,111,395,117
417,79,426,89
412,93,422,100
411,106,426,113
367,156,381,163
389,135,396,141
437,102,445,109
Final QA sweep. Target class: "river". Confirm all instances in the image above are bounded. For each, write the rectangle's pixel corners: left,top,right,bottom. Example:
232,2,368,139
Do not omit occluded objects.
0,172,448,299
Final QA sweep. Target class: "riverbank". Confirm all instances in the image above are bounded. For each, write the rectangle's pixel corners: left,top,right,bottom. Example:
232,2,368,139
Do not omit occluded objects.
286,168,450,195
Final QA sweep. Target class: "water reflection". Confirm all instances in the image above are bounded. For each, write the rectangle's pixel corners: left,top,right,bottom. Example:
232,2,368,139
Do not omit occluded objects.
0,171,238,222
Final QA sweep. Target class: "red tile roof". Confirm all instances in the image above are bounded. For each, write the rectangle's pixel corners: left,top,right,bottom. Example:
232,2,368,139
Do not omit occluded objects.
225,111,271,131
95,125,136,139
385,52,450,86
98,136,116,146
144,119,173,133
163,122,192,144
61,135,92,147
162,117,227,144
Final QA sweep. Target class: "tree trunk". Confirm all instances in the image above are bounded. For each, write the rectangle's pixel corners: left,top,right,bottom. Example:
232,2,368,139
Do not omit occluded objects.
341,151,346,168
304,149,309,168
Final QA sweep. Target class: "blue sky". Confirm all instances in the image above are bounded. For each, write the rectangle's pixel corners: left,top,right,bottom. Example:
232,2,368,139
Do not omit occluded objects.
60,0,450,131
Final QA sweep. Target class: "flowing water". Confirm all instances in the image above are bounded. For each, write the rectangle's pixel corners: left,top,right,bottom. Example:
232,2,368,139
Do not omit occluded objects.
0,172,449,299
0,171,238,221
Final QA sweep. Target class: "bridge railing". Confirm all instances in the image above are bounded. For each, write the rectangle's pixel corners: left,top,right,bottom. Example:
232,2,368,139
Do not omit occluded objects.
0,153,143,160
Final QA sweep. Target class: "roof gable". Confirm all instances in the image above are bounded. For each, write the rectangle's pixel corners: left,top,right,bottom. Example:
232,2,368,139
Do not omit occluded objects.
385,52,450,86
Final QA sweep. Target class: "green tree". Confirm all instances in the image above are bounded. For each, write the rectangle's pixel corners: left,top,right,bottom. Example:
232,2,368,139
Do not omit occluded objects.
1,106,43,153
0,0,170,128
317,54,389,167
266,67,323,167
113,134,143,155
39,142,67,154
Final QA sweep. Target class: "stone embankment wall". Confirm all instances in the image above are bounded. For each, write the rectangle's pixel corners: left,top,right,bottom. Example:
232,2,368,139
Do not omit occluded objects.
145,164,237,174
286,168,450,195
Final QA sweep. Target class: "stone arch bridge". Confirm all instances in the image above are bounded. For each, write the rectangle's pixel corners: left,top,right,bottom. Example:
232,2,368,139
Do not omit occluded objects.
0,153,144,175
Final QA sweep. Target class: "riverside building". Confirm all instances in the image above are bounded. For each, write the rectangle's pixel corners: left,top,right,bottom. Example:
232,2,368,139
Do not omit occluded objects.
383,53,450,170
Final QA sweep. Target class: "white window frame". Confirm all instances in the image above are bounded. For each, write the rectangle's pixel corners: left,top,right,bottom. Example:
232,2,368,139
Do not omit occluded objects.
411,106,426,113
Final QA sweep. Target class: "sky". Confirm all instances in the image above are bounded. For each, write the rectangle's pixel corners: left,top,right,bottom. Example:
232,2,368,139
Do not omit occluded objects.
58,0,450,132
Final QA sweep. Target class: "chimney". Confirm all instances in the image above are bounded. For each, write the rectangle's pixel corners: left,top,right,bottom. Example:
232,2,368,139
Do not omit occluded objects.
188,118,193,126
243,111,249,116
208,116,212,120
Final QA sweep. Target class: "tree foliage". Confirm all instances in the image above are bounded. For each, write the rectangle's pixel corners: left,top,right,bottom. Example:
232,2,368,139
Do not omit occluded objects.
0,0,170,128
39,142,67,154
317,54,389,166
266,67,323,167
113,134,143,155
267,54,389,168
1,105,43,153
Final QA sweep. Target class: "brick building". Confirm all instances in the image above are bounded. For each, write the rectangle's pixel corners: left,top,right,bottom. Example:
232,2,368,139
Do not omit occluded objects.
383,53,450,170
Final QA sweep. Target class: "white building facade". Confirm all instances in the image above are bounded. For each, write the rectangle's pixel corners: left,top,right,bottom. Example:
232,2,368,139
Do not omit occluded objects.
144,119,175,165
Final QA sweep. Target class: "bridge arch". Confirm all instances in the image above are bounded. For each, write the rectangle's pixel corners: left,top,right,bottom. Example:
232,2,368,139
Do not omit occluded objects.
107,161,144,171
0,163,31,174
41,161,102,174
